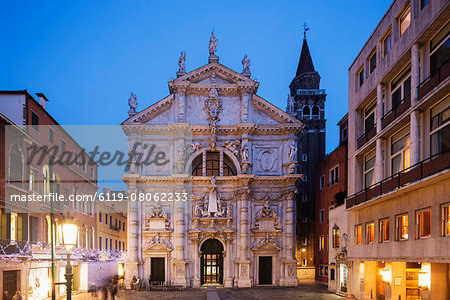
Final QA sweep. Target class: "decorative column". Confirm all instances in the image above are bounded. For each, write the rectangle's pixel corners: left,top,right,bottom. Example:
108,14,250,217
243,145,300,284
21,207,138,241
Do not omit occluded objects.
173,189,188,287
125,180,141,288
241,91,250,122
191,236,201,287
410,43,421,166
224,235,234,287
177,90,186,122
236,188,251,287
280,187,298,287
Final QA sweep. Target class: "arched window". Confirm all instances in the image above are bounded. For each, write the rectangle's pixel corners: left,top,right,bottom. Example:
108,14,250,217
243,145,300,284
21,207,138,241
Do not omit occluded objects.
312,105,319,118
44,215,51,243
81,224,87,248
9,143,23,187
302,106,310,119
89,227,95,249
192,151,236,176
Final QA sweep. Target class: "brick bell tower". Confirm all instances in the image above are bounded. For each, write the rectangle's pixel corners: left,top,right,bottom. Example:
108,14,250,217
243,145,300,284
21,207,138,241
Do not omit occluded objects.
286,30,326,278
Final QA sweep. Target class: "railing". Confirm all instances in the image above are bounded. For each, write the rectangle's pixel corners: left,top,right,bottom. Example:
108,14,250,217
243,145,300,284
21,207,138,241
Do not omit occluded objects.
110,224,121,231
418,60,450,100
0,239,31,255
381,95,411,130
346,151,450,209
356,125,376,149
296,89,326,95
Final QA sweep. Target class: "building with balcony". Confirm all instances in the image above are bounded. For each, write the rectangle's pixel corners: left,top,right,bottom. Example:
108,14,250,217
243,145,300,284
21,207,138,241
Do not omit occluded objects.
0,90,98,299
346,0,449,299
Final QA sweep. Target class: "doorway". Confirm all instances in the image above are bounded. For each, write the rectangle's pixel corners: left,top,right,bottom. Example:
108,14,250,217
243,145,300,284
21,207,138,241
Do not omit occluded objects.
3,270,20,300
258,256,272,284
200,239,223,285
151,257,165,283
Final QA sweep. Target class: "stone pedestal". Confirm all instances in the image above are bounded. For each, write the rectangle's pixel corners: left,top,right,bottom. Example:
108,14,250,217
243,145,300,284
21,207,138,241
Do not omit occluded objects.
209,55,219,63
236,260,252,287
172,260,189,287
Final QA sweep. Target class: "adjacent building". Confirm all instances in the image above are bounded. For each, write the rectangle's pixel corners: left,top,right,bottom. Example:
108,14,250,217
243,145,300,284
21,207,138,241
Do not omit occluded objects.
315,114,348,284
0,90,98,299
346,0,449,299
287,34,327,279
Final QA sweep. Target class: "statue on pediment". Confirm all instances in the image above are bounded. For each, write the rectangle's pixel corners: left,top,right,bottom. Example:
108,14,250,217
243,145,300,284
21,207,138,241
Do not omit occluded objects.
209,32,218,56
128,92,138,117
242,54,251,76
178,51,186,73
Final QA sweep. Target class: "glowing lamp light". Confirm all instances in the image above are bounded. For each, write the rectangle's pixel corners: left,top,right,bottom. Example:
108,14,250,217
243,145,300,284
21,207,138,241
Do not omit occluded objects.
301,248,306,253
418,263,431,289
118,263,125,277
379,268,391,284
59,215,78,252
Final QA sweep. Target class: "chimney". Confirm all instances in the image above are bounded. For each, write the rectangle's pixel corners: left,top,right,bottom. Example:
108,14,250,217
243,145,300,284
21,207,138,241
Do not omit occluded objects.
35,93,48,110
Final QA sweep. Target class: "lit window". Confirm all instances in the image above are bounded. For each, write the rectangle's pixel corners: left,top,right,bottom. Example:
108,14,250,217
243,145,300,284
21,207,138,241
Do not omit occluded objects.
319,175,325,190
369,52,377,74
399,6,411,36
366,222,375,244
383,32,392,57
391,125,411,175
192,151,236,176
302,259,307,266
442,204,450,236
396,214,409,240
302,237,307,245
332,227,340,248
319,209,325,223
329,166,339,186
380,218,390,242
430,97,450,156
364,149,376,188
319,235,325,251
417,209,432,239
355,225,362,245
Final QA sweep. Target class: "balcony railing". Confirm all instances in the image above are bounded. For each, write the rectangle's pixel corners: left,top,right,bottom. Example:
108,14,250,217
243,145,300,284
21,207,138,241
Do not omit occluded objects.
110,224,121,231
418,60,450,100
346,151,450,209
0,239,32,256
381,95,411,130
356,125,376,149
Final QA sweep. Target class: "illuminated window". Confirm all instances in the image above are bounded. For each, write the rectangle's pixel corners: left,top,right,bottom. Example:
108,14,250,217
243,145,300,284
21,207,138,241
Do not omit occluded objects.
396,214,409,240
332,226,340,248
417,209,432,239
364,149,376,188
391,125,410,175
380,218,390,242
399,6,411,36
319,235,325,251
442,204,450,236
366,222,375,244
355,225,362,245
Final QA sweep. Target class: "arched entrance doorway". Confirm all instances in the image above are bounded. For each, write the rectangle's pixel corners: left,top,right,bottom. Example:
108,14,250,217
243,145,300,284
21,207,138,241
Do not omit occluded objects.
200,239,224,285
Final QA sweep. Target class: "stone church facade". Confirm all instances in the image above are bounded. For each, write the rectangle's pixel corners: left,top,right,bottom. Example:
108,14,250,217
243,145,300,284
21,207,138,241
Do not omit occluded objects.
122,35,303,288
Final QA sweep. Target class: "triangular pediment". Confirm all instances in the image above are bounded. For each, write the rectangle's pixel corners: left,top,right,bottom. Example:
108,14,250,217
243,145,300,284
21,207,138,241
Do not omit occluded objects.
252,241,281,251
144,241,173,252
252,95,302,124
175,62,254,84
123,94,174,124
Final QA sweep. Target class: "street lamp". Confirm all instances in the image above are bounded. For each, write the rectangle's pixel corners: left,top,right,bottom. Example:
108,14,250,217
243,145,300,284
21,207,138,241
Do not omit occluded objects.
58,215,78,300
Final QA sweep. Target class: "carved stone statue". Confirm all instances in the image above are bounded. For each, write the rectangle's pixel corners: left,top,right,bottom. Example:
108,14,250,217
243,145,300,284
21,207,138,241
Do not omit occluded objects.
209,32,218,56
208,177,218,215
286,94,295,115
288,144,297,162
128,92,138,117
241,145,249,162
223,140,240,158
178,51,186,73
242,54,251,76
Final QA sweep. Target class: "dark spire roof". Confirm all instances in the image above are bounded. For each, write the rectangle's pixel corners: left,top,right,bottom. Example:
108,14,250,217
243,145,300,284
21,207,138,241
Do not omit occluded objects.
295,38,315,76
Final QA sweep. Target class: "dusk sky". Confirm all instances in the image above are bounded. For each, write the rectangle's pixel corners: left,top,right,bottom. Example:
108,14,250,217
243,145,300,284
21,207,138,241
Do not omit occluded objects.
1,0,391,153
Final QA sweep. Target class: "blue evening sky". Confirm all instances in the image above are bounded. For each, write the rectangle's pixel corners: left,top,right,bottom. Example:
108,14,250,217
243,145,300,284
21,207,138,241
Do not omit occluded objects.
1,0,390,153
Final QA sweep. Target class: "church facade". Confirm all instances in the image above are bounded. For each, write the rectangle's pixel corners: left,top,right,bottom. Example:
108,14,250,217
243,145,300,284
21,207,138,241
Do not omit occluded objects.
121,35,303,288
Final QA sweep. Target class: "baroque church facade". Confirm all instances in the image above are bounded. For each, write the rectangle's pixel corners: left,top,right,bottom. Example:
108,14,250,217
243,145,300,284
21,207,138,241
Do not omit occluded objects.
122,34,303,288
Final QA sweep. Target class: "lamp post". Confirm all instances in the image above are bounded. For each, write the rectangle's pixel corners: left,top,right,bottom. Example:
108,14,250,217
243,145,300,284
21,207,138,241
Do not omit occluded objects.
59,215,78,300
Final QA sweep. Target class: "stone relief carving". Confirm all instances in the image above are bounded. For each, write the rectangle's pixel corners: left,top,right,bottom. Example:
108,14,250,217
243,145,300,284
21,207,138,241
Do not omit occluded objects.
254,201,280,229
146,204,170,229
192,189,233,218
191,143,204,153
252,233,280,249
223,140,240,158
258,149,276,172
288,144,297,162
240,141,250,174
146,233,173,250
204,88,223,149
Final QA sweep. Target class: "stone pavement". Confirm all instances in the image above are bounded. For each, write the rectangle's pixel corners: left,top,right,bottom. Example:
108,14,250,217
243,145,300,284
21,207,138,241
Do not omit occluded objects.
72,282,349,300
